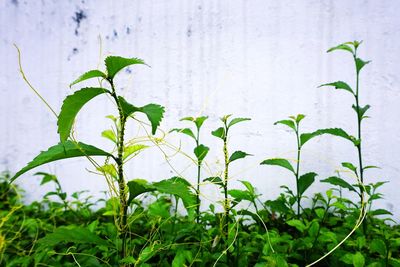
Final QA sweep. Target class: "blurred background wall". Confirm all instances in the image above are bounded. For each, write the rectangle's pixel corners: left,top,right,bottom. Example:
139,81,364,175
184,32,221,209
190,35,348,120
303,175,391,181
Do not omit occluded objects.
1,0,399,219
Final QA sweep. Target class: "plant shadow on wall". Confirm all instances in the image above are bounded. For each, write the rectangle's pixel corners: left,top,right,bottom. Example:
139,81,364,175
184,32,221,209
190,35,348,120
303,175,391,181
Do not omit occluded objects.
1,41,399,267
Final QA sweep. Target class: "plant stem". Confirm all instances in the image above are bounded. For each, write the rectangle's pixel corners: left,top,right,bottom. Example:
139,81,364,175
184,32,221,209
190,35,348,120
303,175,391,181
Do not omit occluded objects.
295,126,302,217
196,129,201,224
223,125,230,265
109,79,128,260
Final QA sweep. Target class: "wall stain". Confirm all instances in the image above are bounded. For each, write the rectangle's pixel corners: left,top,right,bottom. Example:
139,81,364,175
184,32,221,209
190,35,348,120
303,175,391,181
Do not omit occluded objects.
187,26,192,37
11,0,18,6
72,9,87,36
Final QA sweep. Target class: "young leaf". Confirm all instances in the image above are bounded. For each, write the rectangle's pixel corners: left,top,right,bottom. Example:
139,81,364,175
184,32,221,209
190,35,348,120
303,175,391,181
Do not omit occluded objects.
211,127,225,139
352,104,371,120
194,144,209,164
170,128,196,141
229,150,252,163
274,119,296,131
101,129,117,143
240,180,255,195
127,179,155,205
327,43,354,54
123,144,148,160
260,158,295,174
194,116,208,129
203,177,223,187
35,172,57,185
228,189,254,202
319,81,354,95
228,117,251,128
342,162,357,173
321,176,356,192
300,128,353,147
38,226,109,247
97,164,117,180
11,141,111,182
69,70,106,87
105,56,146,79
295,114,306,124
286,219,307,232
355,58,370,74
352,252,365,267
58,87,109,142
369,209,393,216
369,239,387,256
298,172,317,196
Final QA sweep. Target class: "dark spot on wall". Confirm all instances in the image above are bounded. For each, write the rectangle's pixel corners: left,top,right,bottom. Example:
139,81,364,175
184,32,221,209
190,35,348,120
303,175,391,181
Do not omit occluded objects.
198,5,202,10
11,0,18,6
125,68,132,74
113,29,118,38
72,48,79,54
138,17,142,22
72,9,87,36
187,26,192,37
126,27,131,34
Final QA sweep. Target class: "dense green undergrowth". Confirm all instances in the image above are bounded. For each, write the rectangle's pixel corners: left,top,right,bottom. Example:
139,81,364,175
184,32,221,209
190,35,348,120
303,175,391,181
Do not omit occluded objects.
1,41,400,266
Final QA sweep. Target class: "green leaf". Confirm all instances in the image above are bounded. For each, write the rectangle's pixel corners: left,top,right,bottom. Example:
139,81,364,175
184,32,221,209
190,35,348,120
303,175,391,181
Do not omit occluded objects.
170,128,196,140
58,87,109,142
228,117,251,128
287,219,307,232
211,127,225,139
342,162,357,173
308,221,319,238
153,177,197,217
172,249,193,267
260,158,295,174
38,226,108,247
127,179,155,205
35,172,57,185
11,141,111,182
352,104,371,120
274,119,296,131
321,176,357,192
203,176,223,187
97,164,117,179
123,144,148,160
194,144,209,164
295,114,306,124
229,150,252,163
101,129,117,143
69,70,106,87
355,58,370,74
369,209,393,216
240,180,255,195
300,128,353,147
228,189,254,202
319,81,354,95
298,172,317,196
194,116,208,129
370,239,387,256
105,56,146,79
353,252,365,267
327,43,354,54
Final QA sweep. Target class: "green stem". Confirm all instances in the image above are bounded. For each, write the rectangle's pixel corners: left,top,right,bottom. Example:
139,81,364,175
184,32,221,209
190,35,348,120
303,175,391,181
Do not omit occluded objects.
223,125,231,265
196,129,201,224
295,127,302,217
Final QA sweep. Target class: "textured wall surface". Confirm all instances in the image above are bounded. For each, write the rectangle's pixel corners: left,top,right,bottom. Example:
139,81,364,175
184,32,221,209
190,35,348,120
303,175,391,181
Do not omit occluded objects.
1,0,400,219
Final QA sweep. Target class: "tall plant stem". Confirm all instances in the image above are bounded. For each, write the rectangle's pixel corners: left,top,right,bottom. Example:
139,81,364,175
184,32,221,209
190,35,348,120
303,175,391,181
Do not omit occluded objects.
109,79,129,260
223,126,231,265
195,130,201,224
295,127,302,217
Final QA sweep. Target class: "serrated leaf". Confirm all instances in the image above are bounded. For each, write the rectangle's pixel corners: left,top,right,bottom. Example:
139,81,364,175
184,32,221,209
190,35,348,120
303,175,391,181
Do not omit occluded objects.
211,127,225,139
203,177,223,187
260,158,295,174
69,70,106,87
105,56,146,79
319,81,354,94
194,144,209,164
229,150,252,163
321,176,356,192
327,43,354,54
274,119,296,131
38,226,108,247
58,87,109,142
300,128,353,147
298,172,317,196
101,129,116,143
11,141,111,182
123,144,148,160
35,172,57,185
170,128,196,140
228,117,251,128
355,58,370,74
370,239,387,256
353,252,365,267
287,219,307,232
127,179,155,205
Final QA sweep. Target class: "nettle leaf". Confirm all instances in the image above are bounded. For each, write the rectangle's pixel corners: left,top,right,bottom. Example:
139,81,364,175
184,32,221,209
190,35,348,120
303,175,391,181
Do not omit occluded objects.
355,57,370,74
38,226,109,247
353,252,365,267
228,189,254,202
370,239,387,256
153,177,197,217
11,141,111,182
194,144,209,164
123,144,148,160
203,176,223,187
211,127,225,139
105,56,146,79
229,150,252,163
274,119,296,131
58,87,109,142
118,97,165,135
69,70,106,87
35,172,57,185
101,129,117,143
260,158,295,174
342,162,357,173
321,176,356,192
228,117,251,128
127,179,155,205
300,128,353,147
287,219,307,233
319,81,354,95
352,104,371,120
298,172,317,196
327,43,354,54
170,128,196,140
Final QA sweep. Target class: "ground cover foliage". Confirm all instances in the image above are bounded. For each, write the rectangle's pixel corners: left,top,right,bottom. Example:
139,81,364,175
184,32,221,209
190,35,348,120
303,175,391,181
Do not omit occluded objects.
1,41,400,266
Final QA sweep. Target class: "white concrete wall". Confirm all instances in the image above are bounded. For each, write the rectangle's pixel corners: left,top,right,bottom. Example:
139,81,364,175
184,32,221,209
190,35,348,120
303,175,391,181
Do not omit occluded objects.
1,0,400,219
